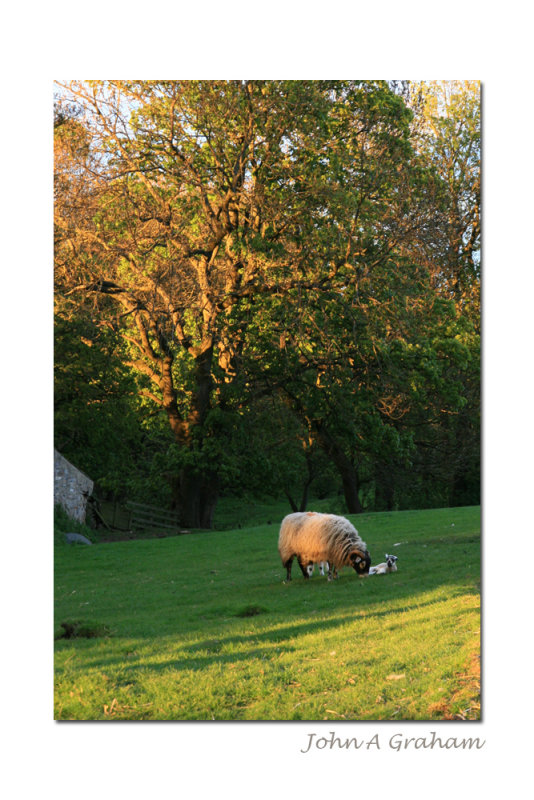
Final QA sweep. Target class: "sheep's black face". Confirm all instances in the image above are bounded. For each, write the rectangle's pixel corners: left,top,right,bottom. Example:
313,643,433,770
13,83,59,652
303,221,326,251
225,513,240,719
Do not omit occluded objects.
351,550,371,575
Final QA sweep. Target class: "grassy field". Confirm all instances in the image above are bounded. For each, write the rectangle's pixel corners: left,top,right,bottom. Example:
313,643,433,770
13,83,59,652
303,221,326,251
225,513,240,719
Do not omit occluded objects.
54,504,480,721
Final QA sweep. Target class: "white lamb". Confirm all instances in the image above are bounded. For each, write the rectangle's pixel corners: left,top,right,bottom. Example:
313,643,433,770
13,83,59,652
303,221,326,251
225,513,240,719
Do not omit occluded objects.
368,554,398,575
306,561,330,577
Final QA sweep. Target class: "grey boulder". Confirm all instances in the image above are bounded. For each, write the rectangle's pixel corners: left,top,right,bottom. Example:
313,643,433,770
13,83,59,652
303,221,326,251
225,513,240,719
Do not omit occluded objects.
65,532,93,545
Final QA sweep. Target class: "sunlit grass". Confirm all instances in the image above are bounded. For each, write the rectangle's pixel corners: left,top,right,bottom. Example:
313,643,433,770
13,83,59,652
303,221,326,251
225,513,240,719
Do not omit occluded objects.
54,505,480,720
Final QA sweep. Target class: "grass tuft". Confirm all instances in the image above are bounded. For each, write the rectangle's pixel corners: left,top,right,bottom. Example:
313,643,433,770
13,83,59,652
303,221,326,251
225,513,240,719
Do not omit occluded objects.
235,605,269,617
56,620,111,640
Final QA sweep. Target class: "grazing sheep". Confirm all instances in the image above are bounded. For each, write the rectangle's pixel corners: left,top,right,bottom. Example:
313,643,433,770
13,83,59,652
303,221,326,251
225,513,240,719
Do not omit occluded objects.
368,554,398,575
278,512,371,581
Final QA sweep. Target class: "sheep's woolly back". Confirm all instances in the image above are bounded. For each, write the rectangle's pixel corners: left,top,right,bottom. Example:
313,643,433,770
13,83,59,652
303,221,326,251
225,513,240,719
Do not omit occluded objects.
278,512,368,570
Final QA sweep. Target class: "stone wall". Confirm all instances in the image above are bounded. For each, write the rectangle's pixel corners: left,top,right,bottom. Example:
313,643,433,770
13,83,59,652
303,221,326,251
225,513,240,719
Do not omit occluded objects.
54,450,94,523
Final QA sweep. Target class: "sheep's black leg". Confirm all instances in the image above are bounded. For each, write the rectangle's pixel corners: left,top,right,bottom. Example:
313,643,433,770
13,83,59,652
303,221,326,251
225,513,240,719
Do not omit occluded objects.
298,558,310,579
327,564,338,581
284,557,293,581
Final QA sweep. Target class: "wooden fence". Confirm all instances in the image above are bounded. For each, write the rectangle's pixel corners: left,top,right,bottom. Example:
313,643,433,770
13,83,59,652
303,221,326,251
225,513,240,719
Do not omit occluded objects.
125,501,181,533
89,498,183,534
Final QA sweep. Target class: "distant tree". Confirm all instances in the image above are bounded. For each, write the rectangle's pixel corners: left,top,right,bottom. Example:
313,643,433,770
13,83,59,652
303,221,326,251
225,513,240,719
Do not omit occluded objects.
405,81,480,505
407,81,480,322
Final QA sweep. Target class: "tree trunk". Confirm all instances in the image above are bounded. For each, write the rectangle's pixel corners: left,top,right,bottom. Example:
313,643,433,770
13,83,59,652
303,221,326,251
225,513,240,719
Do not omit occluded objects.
163,339,221,529
170,466,220,529
375,467,395,511
313,423,363,514
298,479,311,512
284,448,315,512
338,461,364,514
284,490,298,513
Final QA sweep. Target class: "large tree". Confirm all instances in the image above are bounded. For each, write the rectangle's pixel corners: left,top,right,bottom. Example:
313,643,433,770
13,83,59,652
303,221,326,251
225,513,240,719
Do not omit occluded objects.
54,80,439,526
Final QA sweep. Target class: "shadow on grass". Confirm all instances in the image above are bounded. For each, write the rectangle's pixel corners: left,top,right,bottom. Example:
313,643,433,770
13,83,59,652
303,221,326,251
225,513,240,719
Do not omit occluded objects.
56,583,478,678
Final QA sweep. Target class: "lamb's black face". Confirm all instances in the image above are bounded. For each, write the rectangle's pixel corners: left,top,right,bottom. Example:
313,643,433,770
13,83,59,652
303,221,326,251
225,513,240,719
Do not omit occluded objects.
351,550,371,575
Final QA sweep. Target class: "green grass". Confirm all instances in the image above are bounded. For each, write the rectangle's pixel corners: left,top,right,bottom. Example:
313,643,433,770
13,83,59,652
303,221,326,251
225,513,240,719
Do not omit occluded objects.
54,505,480,720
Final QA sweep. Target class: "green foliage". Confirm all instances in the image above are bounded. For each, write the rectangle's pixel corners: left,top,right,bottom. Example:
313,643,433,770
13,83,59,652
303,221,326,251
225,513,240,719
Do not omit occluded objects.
54,309,144,492
54,80,480,519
